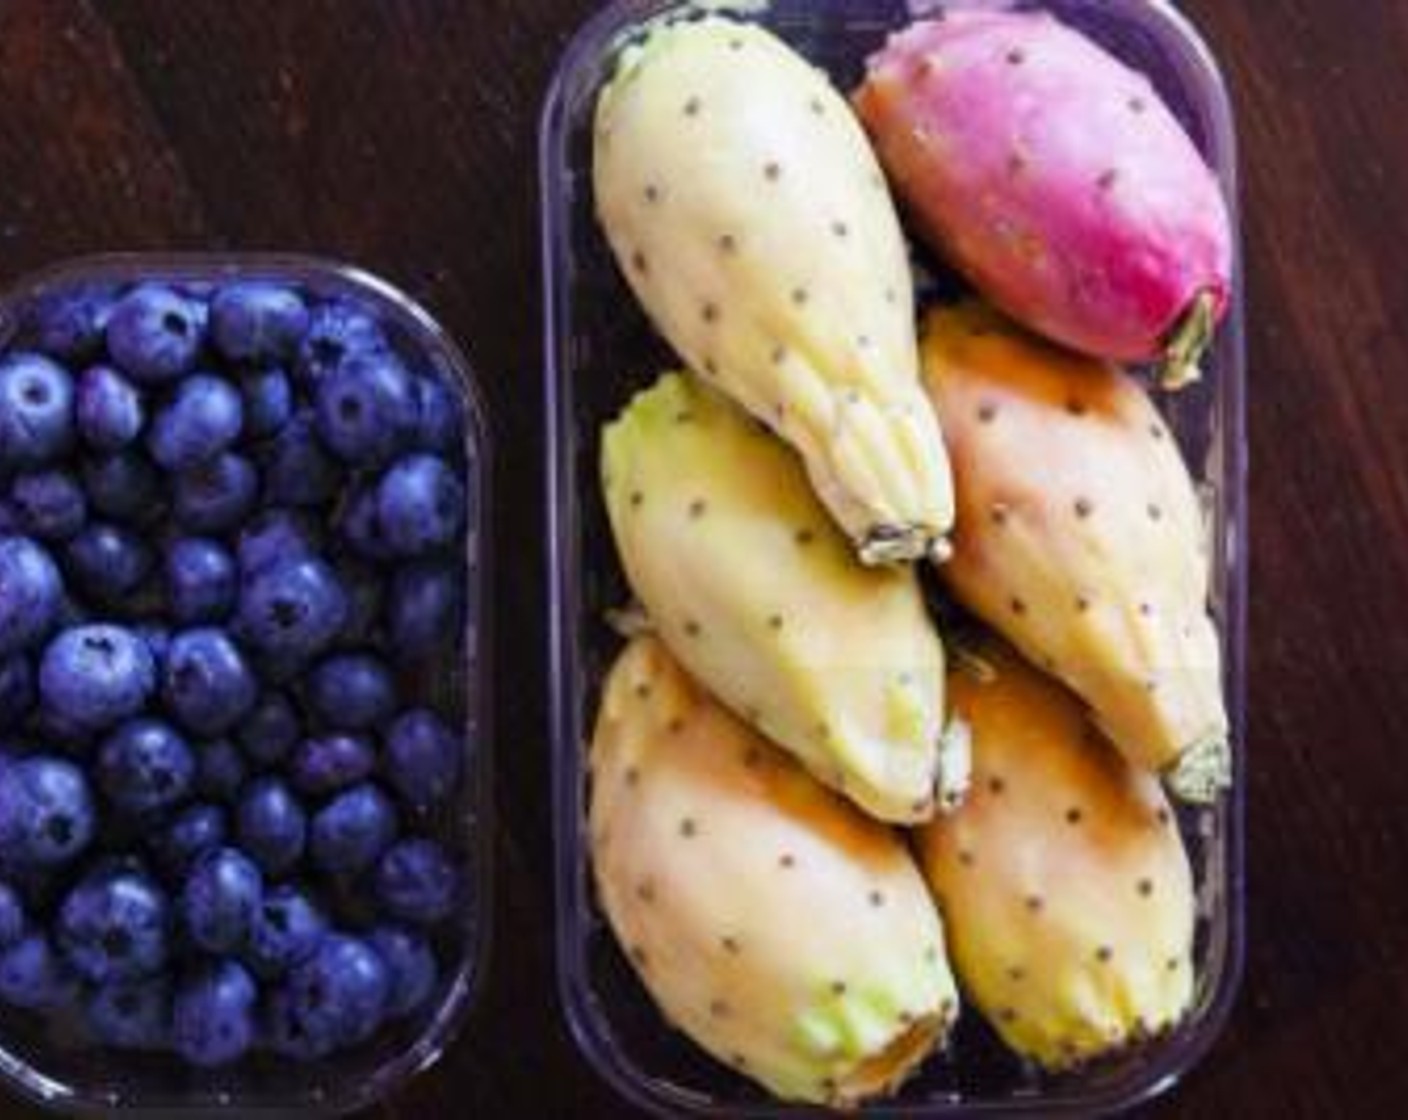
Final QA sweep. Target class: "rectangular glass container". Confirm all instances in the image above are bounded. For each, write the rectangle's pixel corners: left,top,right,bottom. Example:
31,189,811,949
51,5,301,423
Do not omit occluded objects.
0,253,492,1115
542,1,1246,1115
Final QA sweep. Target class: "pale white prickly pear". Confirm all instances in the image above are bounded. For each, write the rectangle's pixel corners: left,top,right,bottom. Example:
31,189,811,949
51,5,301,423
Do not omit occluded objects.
603,372,957,824
591,636,958,1105
920,302,1229,802
916,642,1195,1071
594,16,954,565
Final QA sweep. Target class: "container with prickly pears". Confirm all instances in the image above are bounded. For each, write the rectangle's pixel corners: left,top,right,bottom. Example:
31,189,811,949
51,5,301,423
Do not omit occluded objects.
0,255,489,1112
544,0,1245,1116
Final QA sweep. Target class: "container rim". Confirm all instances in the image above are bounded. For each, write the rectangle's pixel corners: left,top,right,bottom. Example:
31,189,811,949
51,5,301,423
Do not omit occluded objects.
0,251,495,1116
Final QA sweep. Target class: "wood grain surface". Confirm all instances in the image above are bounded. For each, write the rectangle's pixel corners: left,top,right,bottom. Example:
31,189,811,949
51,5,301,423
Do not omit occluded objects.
0,1,1405,1116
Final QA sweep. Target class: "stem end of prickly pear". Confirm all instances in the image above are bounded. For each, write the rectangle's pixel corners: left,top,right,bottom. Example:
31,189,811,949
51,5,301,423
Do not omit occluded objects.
1160,290,1219,391
1164,731,1231,804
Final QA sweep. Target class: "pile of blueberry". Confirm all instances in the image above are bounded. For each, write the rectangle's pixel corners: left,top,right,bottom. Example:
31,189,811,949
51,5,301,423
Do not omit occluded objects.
0,276,473,1067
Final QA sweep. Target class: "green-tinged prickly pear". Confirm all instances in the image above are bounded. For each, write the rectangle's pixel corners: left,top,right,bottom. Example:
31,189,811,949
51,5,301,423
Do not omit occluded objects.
603,372,956,824
916,642,1194,1071
594,17,954,564
591,636,958,1105
854,11,1232,388
919,302,1229,802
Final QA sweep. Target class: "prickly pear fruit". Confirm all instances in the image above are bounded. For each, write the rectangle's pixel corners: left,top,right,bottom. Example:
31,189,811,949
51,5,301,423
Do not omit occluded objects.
916,642,1194,1071
603,372,955,824
919,302,1229,802
594,17,954,564
591,636,958,1105
854,11,1232,388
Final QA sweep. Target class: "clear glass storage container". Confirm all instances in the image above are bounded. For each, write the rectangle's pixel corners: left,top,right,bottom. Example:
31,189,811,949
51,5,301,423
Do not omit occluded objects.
0,254,492,1114
542,1,1245,1115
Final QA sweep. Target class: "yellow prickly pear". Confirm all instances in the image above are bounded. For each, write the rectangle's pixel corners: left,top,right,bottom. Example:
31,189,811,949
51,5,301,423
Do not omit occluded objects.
916,643,1195,1071
594,17,954,565
591,636,958,1106
603,372,958,824
919,302,1229,802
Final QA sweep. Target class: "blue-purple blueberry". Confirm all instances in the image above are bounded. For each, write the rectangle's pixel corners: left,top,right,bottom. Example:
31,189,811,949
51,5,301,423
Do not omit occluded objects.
86,976,170,1050
236,557,347,666
39,624,155,731
181,848,262,954
210,283,309,364
235,777,306,876
0,536,63,656
368,925,437,1018
172,959,257,1067
305,653,396,731
105,285,203,385
374,839,457,926
172,451,259,534
0,755,95,868
165,538,236,624
387,560,463,658
96,718,196,816
8,470,86,541
0,354,74,469
289,734,375,797
240,367,293,438
148,374,243,470
297,301,387,387
314,351,417,466
310,784,397,874
385,710,461,811
375,454,465,558
288,933,389,1050
244,885,326,979
56,865,169,982
163,628,257,737
30,288,114,365
64,523,154,604
234,691,300,767
153,803,227,877
80,451,164,526
75,366,144,450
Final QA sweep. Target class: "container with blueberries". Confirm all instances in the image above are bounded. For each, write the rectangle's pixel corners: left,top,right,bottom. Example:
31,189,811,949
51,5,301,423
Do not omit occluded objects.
0,256,489,1112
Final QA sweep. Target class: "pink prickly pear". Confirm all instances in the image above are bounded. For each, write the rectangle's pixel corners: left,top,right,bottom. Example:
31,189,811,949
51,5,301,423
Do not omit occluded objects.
854,11,1232,388
916,642,1195,1071
591,636,958,1106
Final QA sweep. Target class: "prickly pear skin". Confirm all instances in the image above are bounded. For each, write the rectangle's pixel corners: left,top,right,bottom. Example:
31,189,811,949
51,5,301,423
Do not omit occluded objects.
854,12,1232,379
916,643,1194,1071
603,372,948,824
919,303,1228,801
594,17,955,564
591,636,958,1106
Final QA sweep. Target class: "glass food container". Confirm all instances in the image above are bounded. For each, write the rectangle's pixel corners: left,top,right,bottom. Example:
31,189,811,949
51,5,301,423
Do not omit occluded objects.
542,1,1245,1115
0,254,492,1114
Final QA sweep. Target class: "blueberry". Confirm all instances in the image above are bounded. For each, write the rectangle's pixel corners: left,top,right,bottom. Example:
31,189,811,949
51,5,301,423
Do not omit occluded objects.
244,885,326,979
236,509,320,578
289,933,389,1050
172,959,257,1067
235,777,306,876
331,558,384,646
263,985,334,1059
153,803,227,877
80,451,164,526
9,470,87,541
289,734,375,797
310,784,398,874
387,560,463,659
57,866,169,982
305,653,396,731
76,365,144,450
0,881,26,948
385,710,462,810
0,536,64,656
106,285,203,384
376,454,465,558
148,374,243,470
368,925,438,1018
86,976,170,1050
210,283,309,364
195,739,246,802
29,287,114,364
26,702,95,757
314,350,417,467
64,523,154,604
374,839,457,926
235,691,300,767
97,718,196,815
39,624,156,731
336,482,395,563
165,538,236,624
181,847,263,954
0,353,75,469
0,755,95,867
297,300,387,387
163,628,258,737
236,557,347,667
240,367,293,438
172,452,259,534
0,654,35,728
0,933,70,1010
410,374,464,455
258,410,342,508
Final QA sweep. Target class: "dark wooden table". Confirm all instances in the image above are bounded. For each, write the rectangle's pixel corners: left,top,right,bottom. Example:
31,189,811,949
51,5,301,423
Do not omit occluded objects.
0,1,1405,1116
